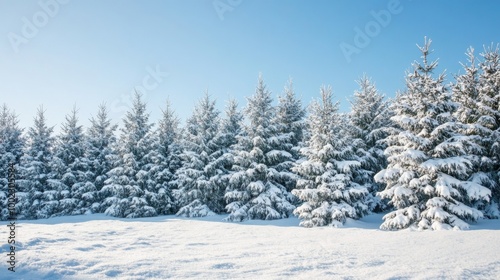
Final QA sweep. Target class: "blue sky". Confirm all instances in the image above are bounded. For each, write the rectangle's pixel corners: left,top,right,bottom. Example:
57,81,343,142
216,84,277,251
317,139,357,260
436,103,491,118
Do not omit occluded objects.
1,0,499,132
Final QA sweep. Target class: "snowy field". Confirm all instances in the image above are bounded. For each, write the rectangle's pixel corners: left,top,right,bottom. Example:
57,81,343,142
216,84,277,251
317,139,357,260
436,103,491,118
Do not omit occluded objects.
2,214,500,279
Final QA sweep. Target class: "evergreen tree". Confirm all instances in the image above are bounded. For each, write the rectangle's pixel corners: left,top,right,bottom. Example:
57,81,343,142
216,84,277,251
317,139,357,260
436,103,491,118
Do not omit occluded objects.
87,104,118,213
477,45,500,217
452,47,499,218
270,79,306,194
211,99,244,211
175,93,225,217
220,99,244,154
18,106,59,219
53,107,92,216
102,92,156,218
376,38,491,230
0,105,24,220
292,86,369,227
225,75,295,221
348,75,392,211
146,100,181,215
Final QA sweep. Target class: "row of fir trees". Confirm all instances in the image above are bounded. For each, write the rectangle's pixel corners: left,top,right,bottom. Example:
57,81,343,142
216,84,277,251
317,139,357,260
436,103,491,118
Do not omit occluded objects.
1,39,499,230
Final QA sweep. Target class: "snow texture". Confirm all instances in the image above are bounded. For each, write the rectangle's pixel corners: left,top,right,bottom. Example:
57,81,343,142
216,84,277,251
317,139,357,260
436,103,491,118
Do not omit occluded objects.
1,213,499,279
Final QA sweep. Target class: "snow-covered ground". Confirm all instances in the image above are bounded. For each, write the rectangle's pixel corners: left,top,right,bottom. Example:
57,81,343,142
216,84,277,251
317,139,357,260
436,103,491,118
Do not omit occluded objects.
2,214,500,279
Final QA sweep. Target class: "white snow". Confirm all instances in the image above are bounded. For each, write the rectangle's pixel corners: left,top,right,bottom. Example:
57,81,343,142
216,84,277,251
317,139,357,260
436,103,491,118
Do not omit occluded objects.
2,214,500,279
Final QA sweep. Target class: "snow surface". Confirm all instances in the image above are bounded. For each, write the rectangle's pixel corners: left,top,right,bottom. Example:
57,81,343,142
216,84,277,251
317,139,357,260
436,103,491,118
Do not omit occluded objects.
2,214,500,279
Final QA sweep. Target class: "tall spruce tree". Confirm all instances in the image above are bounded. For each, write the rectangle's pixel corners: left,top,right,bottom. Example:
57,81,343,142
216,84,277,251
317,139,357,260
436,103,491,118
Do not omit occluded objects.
87,104,118,213
102,92,156,218
477,45,500,217
225,75,295,221
175,93,225,217
376,38,491,230
218,99,244,156
292,86,369,227
146,100,181,215
18,106,59,219
348,75,392,211
53,107,93,216
270,79,306,194
452,47,499,218
0,105,24,220
205,99,245,213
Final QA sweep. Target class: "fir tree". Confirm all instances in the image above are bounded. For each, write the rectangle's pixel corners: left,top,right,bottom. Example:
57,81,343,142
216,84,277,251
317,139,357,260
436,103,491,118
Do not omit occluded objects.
376,38,490,230
87,104,118,213
292,86,369,227
477,45,500,217
175,93,225,217
102,92,156,218
146,100,181,215
53,107,92,216
225,75,295,221
220,99,244,153
211,99,244,211
348,75,392,212
452,47,498,218
18,106,59,219
270,79,306,194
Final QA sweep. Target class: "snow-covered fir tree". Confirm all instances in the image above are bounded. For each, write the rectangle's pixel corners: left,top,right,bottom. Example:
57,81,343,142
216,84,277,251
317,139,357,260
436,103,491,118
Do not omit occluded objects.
348,75,393,212
102,92,157,218
477,45,500,217
146,100,181,215
376,38,491,230
17,106,59,219
210,99,245,209
220,99,244,155
292,86,369,227
452,47,499,218
87,104,118,213
53,107,93,216
270,79,306,194
0,105,24,220
175,93,226,217
225,75,295,221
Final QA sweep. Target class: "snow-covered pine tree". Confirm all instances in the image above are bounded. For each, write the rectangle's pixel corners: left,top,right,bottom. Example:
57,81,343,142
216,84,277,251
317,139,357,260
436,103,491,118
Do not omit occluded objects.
292,86,369,227
0,105,24,220
270,79,306,194
87,104,118,213
146,100,181,215
220,99,244,151
376,38,491,230
102,92,156,218
225,75,295,222
477,45,500,217
17,106,59,219
452,47,499,218
175,93,226,217
348,75,392,212
53,107,92,216
209,99,244,210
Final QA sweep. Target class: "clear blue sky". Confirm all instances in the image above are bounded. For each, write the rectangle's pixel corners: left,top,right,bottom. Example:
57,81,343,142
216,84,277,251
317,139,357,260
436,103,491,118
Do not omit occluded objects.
1,0,499,132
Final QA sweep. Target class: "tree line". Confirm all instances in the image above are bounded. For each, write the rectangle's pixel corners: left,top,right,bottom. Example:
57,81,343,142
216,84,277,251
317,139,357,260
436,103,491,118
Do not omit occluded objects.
1,38,499,230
